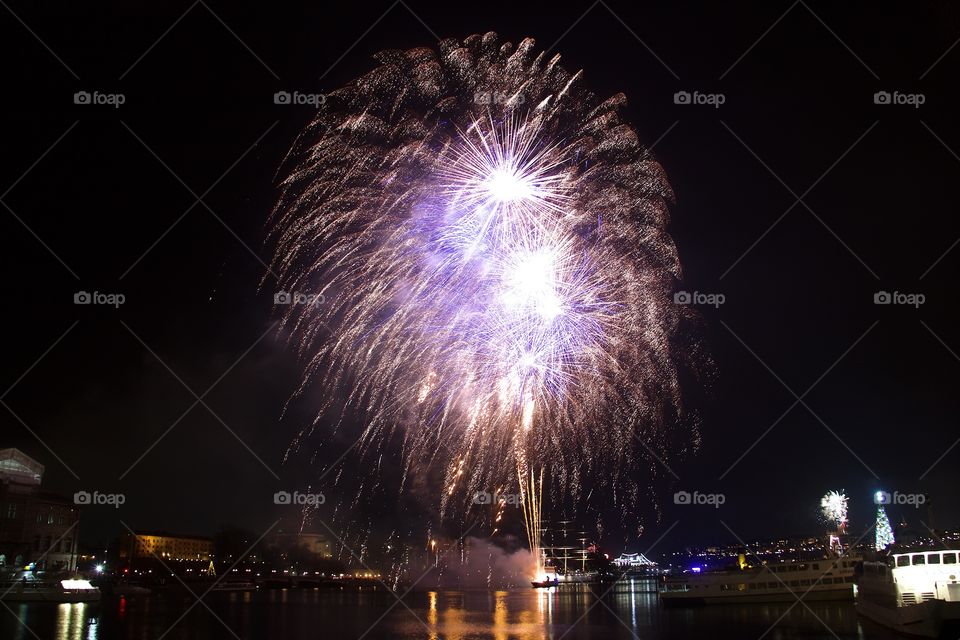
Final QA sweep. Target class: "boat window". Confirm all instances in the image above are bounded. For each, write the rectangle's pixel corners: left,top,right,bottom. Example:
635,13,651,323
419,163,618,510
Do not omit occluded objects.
800,579,811,586
944,553,957,565
912,554,925,565
789,580,799,586
844,576,854,583
738,584,746,592
799,564,808,571
896,556,910,567
768,582,778,588
928,554,941,565
812,563,819,570
788,565,799,572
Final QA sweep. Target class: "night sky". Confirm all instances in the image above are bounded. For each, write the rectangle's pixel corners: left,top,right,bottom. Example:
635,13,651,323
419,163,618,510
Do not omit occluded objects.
2,2,959,557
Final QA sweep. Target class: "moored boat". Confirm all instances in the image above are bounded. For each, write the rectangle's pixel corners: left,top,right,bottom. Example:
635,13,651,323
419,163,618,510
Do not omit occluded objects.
856,549,960,637
660,556,859,606
0,578,101,603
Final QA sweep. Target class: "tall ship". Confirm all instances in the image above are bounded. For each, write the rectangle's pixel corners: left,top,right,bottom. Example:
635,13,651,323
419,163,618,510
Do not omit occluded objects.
660,553,859,605
531,521,620,587
857,549,960,637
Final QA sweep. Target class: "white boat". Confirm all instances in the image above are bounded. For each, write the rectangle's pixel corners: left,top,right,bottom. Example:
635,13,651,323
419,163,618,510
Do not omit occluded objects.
1,578,101,603
660,556,858,606
857,549,960,637
207,580,258,592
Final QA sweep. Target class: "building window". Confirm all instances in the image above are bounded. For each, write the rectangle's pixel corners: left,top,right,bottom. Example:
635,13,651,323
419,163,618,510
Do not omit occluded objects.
6,504,15,519
47,513,54,525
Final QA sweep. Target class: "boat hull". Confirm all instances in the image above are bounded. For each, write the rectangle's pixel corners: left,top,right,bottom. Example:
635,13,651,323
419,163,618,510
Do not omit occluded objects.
1,589,100,603
662,585,853,607
857,598,960,638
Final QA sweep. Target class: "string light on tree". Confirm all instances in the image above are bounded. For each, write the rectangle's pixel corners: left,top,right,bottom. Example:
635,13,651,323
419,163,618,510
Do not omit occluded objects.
875,491,895,550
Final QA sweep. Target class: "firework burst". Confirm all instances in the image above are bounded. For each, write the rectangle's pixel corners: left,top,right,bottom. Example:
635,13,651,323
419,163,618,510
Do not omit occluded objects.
269,33,706,546
820,490,849,532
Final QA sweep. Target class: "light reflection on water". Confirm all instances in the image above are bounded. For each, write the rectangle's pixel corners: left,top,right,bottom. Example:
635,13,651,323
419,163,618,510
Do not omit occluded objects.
0,580,898,640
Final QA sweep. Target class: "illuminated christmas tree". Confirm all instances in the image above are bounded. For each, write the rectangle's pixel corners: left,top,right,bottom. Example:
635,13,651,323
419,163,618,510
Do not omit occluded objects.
875,505,895,550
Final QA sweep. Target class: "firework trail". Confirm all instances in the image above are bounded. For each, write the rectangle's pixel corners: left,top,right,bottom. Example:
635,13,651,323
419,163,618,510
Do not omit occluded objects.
269,33,706,558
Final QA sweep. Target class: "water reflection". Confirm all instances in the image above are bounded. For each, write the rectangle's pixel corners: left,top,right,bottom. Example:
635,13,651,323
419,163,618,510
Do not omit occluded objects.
0,580,901,640
57,603,89,640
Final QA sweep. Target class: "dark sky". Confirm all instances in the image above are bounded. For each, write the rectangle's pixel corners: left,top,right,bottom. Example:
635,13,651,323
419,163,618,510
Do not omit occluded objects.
2,2,959,558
